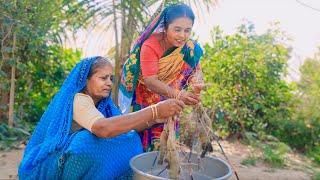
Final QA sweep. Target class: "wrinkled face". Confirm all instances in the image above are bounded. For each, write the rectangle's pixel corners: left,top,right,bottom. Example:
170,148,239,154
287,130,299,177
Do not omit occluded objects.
166,17,193,47
84,65,113,103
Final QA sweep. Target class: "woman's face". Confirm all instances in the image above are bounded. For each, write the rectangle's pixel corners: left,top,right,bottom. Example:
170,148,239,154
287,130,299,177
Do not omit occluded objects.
85,65,113,104
166,17,193,47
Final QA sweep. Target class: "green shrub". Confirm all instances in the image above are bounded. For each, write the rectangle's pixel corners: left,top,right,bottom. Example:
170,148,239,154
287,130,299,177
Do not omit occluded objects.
313,171,320,180
308,146,320,165
241,156,257,166
202,23,294,139
0,122,34,150
259,142,290,168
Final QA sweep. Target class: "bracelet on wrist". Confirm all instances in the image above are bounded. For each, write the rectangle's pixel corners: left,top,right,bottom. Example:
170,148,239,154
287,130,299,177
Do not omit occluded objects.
154,104,158,119
146,106,155,127
150,105,155,119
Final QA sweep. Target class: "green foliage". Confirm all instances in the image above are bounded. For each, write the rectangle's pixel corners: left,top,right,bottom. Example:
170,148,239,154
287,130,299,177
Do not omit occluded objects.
294,56,320,151
243,132,292,168
272,50,320,163
308,146,320,165
0,122,34,150
260,142,289,168
241,156,257,166
313,171,320,180
0,0,87,123
272,112,319,152
201,22,294,138
15,47,81,122
242,132,291,168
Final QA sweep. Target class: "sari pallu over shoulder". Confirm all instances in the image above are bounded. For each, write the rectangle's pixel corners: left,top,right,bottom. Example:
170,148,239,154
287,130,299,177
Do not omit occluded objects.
18,57,142,179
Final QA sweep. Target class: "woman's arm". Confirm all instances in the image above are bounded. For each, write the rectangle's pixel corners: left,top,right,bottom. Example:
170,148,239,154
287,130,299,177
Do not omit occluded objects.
143,76,200,105
91,99,185,138
140,36,200,105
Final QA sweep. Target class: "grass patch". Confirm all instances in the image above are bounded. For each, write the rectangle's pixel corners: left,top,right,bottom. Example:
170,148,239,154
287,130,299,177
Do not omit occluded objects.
308,146,320,165
241,156,257,166
260,142,290,168
313,171,320,180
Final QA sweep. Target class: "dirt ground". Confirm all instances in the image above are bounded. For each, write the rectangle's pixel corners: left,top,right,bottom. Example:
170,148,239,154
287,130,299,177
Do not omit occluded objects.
215,141,317,180
0,141,317,180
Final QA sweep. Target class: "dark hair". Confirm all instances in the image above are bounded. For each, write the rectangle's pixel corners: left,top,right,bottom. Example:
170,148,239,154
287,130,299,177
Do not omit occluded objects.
163,4,195,29
87,57,113,79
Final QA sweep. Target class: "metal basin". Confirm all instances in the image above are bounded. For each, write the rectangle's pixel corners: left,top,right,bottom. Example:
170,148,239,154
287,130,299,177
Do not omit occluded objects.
130,151,233,180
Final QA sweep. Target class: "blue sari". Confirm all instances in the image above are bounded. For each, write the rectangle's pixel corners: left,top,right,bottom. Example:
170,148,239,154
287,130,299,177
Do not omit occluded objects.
18,57,142,179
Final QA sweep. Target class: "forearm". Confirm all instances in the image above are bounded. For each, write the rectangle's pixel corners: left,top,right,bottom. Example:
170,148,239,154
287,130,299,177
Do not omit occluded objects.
92,107,155,138
144,76,201,105
144,77,178,98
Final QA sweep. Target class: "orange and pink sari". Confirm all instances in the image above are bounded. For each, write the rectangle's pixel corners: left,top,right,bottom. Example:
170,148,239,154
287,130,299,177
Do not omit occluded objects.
118,6,203,152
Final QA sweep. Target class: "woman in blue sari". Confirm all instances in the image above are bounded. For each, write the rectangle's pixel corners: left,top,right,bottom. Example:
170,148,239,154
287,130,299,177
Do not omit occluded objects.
18,56,185,179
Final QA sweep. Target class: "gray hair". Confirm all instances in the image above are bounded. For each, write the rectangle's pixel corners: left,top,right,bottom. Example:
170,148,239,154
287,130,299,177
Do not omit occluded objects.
87,57,113,79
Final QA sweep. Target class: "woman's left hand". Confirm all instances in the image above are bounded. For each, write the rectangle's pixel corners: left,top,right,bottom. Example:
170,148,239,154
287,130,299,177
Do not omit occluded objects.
189,71,204,94
178,90,201,105
190,83,205,95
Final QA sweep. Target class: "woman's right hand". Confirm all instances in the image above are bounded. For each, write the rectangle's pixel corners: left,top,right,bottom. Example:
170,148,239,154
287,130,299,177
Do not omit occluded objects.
155,99,185,120
178,90,201,105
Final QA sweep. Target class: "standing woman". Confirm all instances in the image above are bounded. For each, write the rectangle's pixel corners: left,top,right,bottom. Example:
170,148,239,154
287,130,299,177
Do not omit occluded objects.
119,4,204,152
18,57,184,179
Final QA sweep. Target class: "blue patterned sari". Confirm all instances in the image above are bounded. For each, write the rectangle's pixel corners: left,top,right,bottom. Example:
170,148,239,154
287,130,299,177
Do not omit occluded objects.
18,57,142,179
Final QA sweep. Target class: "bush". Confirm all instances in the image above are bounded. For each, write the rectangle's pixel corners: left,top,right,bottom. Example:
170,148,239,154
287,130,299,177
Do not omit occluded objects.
0,122,34,150
273,57,320,162
201,22,294,138
241,156,257,166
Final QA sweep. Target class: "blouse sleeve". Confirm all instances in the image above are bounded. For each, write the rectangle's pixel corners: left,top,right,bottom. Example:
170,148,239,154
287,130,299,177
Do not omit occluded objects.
140,43,160,77
140,35,164,77
73,93,104,132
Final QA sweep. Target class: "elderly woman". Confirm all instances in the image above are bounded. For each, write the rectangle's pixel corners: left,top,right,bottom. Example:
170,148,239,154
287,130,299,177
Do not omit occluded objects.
119,4,204,152
18,57,185,179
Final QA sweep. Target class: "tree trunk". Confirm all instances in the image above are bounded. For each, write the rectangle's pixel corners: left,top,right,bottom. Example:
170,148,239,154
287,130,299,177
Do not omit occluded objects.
0,24,12,123
112,0,120,107
120,6,134,63
120,4,129,68
0,91,9,122
8,33,16,127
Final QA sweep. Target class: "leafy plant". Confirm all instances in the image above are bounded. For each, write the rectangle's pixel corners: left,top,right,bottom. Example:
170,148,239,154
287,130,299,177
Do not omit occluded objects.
201,22,294,138
0,122,34,150
0,0,94,123
259,142,290,168
241,156,257,166
313,171,320,180
308,146,320,165
272,50,320,163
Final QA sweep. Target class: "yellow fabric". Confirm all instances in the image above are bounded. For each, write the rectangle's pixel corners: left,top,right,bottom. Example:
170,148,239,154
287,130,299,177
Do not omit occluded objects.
157,46,184,84
71,93,104,133
138,45,184,85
